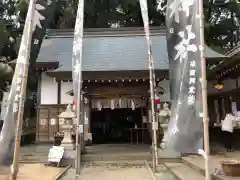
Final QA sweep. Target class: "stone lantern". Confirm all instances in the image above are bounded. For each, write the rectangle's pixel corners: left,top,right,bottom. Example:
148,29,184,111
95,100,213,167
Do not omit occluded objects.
158,103,181,158
58,104,76,149
159,103,171,149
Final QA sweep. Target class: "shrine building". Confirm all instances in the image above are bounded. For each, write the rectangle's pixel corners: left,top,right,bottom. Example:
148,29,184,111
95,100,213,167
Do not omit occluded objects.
33,27,225,145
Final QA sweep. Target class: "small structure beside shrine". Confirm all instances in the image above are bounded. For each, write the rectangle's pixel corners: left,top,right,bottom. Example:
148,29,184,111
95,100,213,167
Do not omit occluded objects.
207,45,240,150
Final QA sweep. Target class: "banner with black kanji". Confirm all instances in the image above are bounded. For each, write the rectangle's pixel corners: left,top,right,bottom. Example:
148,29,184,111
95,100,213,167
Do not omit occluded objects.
0,0,56,164
164,0,203,153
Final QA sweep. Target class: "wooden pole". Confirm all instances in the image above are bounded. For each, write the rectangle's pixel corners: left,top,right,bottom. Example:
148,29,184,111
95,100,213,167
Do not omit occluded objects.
199,0,211,180
11,0,36,179
75,92,82,176
147,39,158,172
73,0,84,177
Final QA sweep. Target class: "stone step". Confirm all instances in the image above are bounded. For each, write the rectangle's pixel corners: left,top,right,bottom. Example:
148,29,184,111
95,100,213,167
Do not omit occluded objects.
82,154,152,162
157,148,182,163
182,158,226,180
158,157,182,163
83,160,147,165
164,163,205,180
19,153,48,163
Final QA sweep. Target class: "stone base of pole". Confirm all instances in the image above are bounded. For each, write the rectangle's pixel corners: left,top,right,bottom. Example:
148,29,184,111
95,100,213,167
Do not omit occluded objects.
158,125,181,160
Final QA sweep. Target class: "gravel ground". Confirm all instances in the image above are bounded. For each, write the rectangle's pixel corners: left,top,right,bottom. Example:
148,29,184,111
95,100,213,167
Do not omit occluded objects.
60,162,153,180
60,162,177,180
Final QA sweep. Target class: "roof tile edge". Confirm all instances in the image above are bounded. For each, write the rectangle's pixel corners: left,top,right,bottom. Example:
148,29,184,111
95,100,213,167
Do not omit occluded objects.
45,27,166,38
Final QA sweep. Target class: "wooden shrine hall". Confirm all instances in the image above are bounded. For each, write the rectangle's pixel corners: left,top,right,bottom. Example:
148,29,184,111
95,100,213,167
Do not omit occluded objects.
28,27,225,145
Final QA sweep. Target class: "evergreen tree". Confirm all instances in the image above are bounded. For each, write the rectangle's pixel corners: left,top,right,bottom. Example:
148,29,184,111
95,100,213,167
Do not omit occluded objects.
156,0,240,53
0,0,20,60
0,0,20,98
204,0,240,53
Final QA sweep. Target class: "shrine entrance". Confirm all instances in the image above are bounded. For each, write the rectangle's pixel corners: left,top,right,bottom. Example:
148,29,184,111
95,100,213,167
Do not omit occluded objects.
90,108,151,144
82,75,158,146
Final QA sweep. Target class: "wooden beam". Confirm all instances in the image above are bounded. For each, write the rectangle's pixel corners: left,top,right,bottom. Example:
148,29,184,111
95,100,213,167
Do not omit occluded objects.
208,56,239,80
57,81,61,104
46,70,169,81
85,84,149,97
84,81,149,88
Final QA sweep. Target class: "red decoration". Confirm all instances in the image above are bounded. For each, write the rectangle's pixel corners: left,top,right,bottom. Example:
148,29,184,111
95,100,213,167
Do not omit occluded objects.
72,100,76,105
156,98,161,110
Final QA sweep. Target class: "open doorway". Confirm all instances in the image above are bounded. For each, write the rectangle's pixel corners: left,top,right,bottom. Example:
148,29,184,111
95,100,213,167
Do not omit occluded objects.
90,108,151,144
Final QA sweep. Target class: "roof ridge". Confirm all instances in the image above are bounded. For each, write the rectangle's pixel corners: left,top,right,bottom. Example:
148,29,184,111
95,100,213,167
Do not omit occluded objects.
45,27,166,38
45,32,166,39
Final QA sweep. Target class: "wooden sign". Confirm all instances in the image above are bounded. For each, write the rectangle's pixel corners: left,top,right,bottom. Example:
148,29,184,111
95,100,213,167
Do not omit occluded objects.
50,118,56,125
48,146,64,166
40,118,47,126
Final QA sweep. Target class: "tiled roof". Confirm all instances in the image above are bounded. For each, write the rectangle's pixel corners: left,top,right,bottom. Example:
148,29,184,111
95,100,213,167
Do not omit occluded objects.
37,29,225,72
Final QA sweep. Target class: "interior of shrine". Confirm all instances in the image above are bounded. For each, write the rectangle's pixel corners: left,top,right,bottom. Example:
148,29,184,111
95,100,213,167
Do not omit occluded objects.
90,108,151,144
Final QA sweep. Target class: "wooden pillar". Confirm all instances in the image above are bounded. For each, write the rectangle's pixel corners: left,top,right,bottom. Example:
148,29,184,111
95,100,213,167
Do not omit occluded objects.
57,81,61,104
87,98,92,145
214,99,220,124
36,71,42,143
57,81,61,131
84,97,90,142
81,94,85,154
236,78,240,111
141,107,144,144
221,97,226,120
88,99,92,135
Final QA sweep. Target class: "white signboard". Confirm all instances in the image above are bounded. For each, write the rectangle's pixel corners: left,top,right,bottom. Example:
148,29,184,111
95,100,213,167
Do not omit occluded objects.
48,146,64,163
84,117,89,125
88,133,92,140
40,118,47,126
79,125,83,133
50,118,56,125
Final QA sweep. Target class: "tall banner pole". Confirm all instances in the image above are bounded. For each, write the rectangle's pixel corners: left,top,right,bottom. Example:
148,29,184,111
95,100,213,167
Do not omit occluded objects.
71,0,84,177
165,0,206,168
139,0,158,172
199,0,211,179
10,0,37,179
0,0,56,169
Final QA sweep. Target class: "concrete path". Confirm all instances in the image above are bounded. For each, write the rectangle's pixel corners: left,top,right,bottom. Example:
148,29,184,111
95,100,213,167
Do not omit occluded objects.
183,153,240,180
0,163,64,180
61,162,153,180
